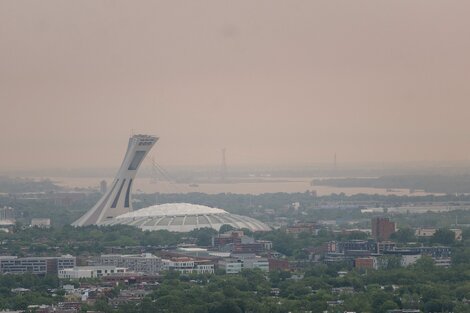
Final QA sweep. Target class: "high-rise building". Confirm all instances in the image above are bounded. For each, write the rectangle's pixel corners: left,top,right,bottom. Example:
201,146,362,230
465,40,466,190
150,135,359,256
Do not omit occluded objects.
72,135,158,226
371,217,396,241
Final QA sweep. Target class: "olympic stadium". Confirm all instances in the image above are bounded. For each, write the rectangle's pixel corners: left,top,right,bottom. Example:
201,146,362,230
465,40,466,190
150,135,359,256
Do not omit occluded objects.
73,135,270,232
98,202,271,232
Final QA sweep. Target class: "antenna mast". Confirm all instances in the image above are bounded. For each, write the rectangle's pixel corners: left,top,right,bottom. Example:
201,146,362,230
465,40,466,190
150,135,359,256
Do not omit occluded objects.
221,148,227,182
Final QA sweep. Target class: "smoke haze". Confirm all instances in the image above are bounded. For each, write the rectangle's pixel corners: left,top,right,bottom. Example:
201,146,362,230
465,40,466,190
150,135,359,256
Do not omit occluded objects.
1,1,470,170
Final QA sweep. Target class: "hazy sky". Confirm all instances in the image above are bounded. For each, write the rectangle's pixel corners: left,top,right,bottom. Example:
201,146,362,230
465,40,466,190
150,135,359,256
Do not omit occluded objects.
1,1,470,170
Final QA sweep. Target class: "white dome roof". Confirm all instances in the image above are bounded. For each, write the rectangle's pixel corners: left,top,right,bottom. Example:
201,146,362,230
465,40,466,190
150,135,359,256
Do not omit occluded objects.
117,203,227,218
98,202,270,233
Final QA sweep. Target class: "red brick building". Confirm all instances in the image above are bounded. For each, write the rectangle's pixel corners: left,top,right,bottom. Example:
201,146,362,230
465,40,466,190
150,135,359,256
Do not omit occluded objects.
371,217,396,241
268,258,290,271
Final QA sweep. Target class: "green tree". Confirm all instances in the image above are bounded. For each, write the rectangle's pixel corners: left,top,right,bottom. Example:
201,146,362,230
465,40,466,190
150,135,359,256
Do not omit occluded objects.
431,228,455,245
380,300,399,312
219,224,235,234
208,300,243,313
391,227,416,243
189,228,218,246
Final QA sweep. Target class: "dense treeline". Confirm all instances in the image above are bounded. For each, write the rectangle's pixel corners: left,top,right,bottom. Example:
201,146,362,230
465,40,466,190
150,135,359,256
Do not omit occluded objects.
0,223,468,258
0,224,469,311
0,224,222,256
0,274,60,310
85,258,470,313
3,258,470,312
4,190,470,227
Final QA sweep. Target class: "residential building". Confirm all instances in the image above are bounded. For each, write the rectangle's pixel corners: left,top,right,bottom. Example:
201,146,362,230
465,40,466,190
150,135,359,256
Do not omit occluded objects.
219,259,243,274
212,231,272,253
230,243,265,254
161,257,214,274
219,254,269,273
337,240,373,253
98,253,161,275
415,228,462,241
413,246,451,258
371,217,396,241
243,257,269,272
0,255,76,275
383,250,421,267
376,241,396,253
58,266,129,279
58,255,77,271
212,230,244,247
415,228,437,237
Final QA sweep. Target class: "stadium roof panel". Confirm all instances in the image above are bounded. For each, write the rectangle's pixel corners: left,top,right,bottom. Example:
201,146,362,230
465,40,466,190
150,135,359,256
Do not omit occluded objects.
98,202,270,232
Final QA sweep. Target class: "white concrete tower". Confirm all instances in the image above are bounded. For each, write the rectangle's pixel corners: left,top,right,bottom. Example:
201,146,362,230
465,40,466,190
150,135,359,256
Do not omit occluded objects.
72,135,158,226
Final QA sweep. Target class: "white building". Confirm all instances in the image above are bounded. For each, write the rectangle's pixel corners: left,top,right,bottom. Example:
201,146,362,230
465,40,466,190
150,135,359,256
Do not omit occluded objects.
415,228,437,237
434,258,452,267
161,257,214,274
31,218,51,228
415,227,462,241
219,255,269,274
59,266,128,279
98,253,161,275
176,247,210,257
219,259,244,274
401,254,422,267
194,263,215,274
244,258,269,272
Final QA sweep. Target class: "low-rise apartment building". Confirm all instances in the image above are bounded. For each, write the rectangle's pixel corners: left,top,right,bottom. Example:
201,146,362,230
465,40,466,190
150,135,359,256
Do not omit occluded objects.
97,253,161,275
0,255,76,275
161,257,214,274
58,266,129,279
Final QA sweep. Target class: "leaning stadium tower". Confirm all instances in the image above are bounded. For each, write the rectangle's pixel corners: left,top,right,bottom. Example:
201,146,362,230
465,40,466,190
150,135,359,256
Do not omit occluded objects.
72,134,158,226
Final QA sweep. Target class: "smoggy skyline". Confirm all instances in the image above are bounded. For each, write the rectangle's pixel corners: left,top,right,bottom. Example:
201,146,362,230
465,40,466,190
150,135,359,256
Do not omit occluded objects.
2,1,470,171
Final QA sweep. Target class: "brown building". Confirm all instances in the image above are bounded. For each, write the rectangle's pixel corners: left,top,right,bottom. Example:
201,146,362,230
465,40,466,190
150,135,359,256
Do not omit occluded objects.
231,243,265,254
355,257,376,270
286,222,317,236
268,258,290,271
212,231,244,248
371,217,396,241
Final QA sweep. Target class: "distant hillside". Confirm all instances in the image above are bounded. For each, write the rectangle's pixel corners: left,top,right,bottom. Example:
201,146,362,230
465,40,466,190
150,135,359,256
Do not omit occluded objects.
0,176,62,193
312,175,470,194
